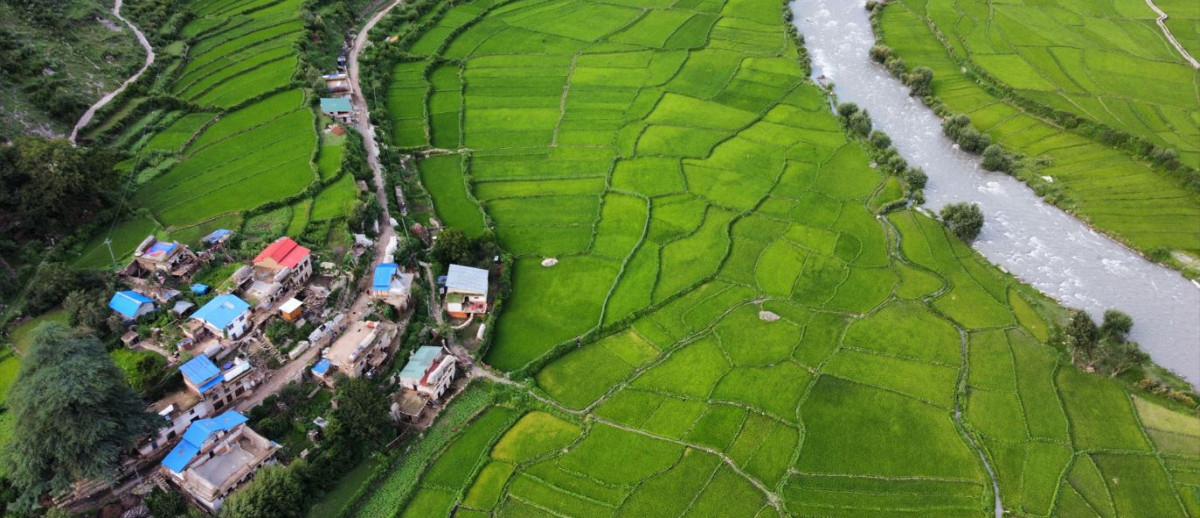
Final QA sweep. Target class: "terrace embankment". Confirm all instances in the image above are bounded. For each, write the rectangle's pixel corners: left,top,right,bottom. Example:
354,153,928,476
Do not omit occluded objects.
792,0,1200,385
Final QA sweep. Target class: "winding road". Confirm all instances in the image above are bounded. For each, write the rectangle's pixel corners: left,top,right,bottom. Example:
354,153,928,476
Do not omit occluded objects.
1143,0,1200,69
345,0,403,320
69,0,155,144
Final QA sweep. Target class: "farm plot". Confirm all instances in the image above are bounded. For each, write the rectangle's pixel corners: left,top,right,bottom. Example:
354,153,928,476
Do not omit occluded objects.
136,89,317,227
379,0,1195,515
883,0,1200,167
170,0,304,108
878,2,1200,259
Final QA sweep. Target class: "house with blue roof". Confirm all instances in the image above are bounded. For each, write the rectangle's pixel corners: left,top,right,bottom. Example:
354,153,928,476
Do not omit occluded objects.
132,234,197,275
179,354,260,408
319,97,353,122
189,294,252,340
161,410,279,512
108,290,155,320
369,263,414,308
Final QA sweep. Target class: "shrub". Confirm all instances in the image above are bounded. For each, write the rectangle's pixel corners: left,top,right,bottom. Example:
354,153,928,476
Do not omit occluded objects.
869,131,892,149
869,44,892,64
905,167,928,189
981,144,1012,172
939,202,983,242
847,110,872,137
904,66,933,97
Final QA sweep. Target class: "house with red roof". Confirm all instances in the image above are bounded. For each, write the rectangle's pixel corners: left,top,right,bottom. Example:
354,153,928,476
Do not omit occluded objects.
245,237,312,304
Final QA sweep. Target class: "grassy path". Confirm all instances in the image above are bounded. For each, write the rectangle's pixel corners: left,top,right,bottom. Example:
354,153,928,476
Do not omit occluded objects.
70,0,155,143
1143,0,1200,68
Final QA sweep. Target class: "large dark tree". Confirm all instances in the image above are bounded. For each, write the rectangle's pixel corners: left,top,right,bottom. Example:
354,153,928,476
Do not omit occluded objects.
327,377,392,452
939,202,984,242
1100,309,1134,342
219,464,306,518
0,138,119,238
3,323,155,510
1065,310,1099,365
431,227,471,266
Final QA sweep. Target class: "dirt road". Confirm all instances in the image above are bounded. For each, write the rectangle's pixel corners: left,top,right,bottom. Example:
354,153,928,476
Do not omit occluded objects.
70,0,155,143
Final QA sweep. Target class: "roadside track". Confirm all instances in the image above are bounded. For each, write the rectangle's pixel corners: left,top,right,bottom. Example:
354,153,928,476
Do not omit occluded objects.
70,0,155,143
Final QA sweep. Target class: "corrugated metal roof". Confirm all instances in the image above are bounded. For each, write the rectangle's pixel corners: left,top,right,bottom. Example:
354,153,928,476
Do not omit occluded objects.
446,264,488,296
320,97,352,113
399,346,443,380
108,291,153,318
162,411,249,473
191,294,250,329
179,355,220,386
312,358,331,376
373,263,398,291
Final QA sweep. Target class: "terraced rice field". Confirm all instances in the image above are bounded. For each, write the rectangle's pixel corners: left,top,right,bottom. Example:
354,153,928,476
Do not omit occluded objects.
359,0,1199,516
74,0,362,262
876,0,1200,258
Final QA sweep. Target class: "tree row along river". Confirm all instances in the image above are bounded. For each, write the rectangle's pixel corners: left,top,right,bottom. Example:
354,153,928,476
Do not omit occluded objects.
789,0,1200,385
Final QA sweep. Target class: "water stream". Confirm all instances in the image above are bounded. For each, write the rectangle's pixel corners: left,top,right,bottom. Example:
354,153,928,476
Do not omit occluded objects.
789,0,1200,385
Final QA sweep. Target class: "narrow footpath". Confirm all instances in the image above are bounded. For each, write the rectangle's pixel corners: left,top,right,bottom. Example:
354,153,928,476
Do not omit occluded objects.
1143,0,1199,69
70,0,155,144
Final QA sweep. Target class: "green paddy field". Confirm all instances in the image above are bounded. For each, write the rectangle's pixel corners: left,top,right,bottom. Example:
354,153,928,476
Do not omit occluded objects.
875,0,1200,264
329,0,1200,516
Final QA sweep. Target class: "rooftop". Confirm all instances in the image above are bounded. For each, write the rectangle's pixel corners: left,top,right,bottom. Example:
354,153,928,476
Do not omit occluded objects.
109,290,153,318
202,229,232,244
326,320,386,369
254,237,311,269
280,298,302,313
399,346,444,381
180,355,220,388
320,97,352,113
162,410,248,473
446,264,488,296
192,294,250,329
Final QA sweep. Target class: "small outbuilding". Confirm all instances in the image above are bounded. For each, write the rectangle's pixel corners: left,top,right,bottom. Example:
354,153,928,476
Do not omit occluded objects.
279,298,303,322
319,97,353,123
109,291,155,320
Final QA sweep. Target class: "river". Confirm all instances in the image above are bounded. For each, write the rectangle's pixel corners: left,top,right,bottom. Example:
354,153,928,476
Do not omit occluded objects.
789,0,1200,385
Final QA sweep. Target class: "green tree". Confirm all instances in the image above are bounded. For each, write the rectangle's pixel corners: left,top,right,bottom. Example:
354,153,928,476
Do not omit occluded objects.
905,66,934,97
327,377,392,451
846,110,872,138
868,44,892,64
220,465,306,518
0,138,118,236
1100,340,1147,378
111,349,168,397
1100,309,1134,342
1065,310,1099,365
145,487,189,518
24,262,79,315
431,227,471,265
905,167,928,190
981,144,1011,172
868,131,891,149
3,323,155,510
939,202,984,242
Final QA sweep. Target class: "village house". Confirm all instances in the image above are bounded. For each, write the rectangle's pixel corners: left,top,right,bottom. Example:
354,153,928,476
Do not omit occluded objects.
131,235,197,275
179,355,261,411
398,346,457,400
108,290,155,320
279,298,303,322
188,294,252,341
313,320,396,382
246,237,312,305
319,97,353,123
161,411,279,513
201,229,233,248
444,264,489,318
370,263,414,309
322,73,351,95
137,392,213,458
